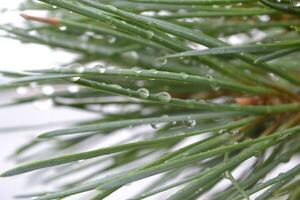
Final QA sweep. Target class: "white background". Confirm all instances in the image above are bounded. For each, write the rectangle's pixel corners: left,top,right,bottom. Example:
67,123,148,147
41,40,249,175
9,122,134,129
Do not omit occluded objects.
0,1,97,199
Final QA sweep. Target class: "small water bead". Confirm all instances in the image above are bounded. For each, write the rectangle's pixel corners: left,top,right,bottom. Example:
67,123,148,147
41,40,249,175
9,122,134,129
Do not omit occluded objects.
146,30,154,39
218,129,226,134
106,5,118,11
85,31,95,37
67,85,80,93
107,36,116,44
110,84,122,89
150,123,160,129
95,65,106,73
180,72,188,79
198,99,206,104
210,83,220,92
231,128,239,136
42,85,55,95
258,15,270,22
137,88,149,99
224,171,231,179
268,73,279,81
184,119,197,128
70,76,80,82
156,92,171,103
16,86,29,95
155,58,168,67
29,30,37,36
59,26,67,31
75,66,85,73
52,5,57,9
122,51,139,65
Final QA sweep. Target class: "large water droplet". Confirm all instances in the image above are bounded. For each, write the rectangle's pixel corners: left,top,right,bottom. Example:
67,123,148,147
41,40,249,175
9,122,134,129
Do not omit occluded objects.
137,88,149,99
156,92,171,102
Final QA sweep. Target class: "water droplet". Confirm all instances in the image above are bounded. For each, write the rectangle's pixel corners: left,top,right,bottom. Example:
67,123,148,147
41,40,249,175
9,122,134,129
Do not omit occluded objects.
146,30,154,39
231,129,239,136
95,65,106,73
268,73,279,81
42,85,55,95
107,35,116,43
33,99,54,110
107,5,118,11
198,99,206,104
16,87,29,95
180,73,188,79
137,88,149,99
52,5,57,9
258,15,270,22
156,92,171,102
218,129,226,134
86,31,95,36
155,58,168,67
224,171,231,179
29,30,37,36
210,83,220,91
70,77,80,82
67,85,80,93
150,123,159,129
184,119,196,127
75,66,85,73
59,26,67,31
110,84,122,89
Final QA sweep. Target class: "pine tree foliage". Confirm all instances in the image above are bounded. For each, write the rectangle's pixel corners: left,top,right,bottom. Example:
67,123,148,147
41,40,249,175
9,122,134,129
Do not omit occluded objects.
1,0,300,199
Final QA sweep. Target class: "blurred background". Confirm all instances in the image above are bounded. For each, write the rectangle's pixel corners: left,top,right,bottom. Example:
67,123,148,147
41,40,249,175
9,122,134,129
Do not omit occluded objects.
0,1,98,199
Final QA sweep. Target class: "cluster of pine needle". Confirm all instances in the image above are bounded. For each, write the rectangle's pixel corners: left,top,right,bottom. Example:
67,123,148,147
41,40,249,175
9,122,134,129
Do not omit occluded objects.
1,0,300,199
